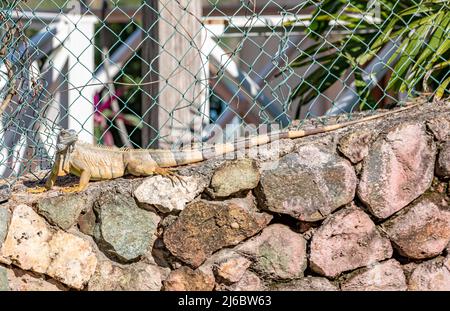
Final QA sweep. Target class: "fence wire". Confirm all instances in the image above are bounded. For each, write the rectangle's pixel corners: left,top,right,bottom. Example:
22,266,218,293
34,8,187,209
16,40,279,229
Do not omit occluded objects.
0,0,448,184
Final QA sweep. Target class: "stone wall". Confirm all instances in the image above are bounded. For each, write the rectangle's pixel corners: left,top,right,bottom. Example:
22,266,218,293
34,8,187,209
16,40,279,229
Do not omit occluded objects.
0,101,449,291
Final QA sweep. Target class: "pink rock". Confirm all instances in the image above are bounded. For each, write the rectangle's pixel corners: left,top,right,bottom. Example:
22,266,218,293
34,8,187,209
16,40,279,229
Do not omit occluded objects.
408,257,450,291
236,224,307,280
358,123,436,219
217,271,264,291
382,194,450,259
0,205,52,274
214,254,251,284
436,141,450,178
271,276,338,291
5,267,66,291
340,259,407,291
163,266,215,291
310,207,392,278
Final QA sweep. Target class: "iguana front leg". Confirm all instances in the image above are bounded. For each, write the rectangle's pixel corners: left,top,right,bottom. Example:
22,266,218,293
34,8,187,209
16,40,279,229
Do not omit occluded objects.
61,170,91,193
27,154,63,193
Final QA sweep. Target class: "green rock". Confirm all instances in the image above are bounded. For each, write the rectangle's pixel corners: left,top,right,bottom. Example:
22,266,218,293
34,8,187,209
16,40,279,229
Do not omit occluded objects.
94,193,160,263
0,208,10,245
0,266,8,291
36,194,92,230
208,158,260,198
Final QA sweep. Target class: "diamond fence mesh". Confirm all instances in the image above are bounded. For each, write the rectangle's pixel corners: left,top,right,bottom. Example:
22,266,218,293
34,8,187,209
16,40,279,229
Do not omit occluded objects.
0,0,448,184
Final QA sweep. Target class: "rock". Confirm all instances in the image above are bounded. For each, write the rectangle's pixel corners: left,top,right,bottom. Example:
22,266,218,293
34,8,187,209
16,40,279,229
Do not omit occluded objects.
88,260,167,291
0,207,10,245
357,123,436,219
134,174,207,213
0,204,52,273
247,138,296,163
217,271,264,291
338,129,374,163
236,224,307,280
94,193,160,263
257,145,356,222
0,183,11,203
78,207,96,236
436,141,450,178
310,207,392,278
46,231,97,290
207,159,260,198
36,193,91,230
164,194,272,268
427,117,450,141
163,266,215,291
0,205,99,289
0,265,7,291
340,259,407,291
382,194,450,259
408,257,450,291
271,276,338,291
4,266,65,291
214,253,251,284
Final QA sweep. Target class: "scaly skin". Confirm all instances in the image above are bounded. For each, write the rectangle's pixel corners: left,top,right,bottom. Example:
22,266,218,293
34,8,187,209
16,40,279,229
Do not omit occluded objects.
38,103,419,192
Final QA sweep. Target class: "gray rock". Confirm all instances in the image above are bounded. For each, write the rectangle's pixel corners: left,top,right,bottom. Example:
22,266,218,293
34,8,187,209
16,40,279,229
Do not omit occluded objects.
271,276,338,291
427,117,450,141
207,159,260,198
0,265,8,291
256,145,357,222
310,206,393,278
88,260,168,291
382,194,450,260
0,184,11,203
357,123,436,219
340,259,407,291
94,193,160,263
36,193,93,230
0,207,10,245
164,193,272,268
236,224,307,280
436,141,450,178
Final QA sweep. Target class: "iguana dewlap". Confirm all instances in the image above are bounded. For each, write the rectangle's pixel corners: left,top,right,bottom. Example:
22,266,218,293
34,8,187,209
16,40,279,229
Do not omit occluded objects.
44,104,418,192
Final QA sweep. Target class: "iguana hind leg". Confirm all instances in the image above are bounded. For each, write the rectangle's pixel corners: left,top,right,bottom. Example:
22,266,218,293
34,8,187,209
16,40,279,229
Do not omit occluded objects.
154,167,186,186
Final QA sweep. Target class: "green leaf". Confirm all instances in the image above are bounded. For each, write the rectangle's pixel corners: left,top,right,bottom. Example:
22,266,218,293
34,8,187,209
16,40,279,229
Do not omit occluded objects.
435,75,450,99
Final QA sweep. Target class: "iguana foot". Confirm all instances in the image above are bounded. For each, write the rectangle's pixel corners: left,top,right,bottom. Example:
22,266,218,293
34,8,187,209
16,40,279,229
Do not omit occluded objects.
61,185,83,193
154,167,186,187
27,186,48,194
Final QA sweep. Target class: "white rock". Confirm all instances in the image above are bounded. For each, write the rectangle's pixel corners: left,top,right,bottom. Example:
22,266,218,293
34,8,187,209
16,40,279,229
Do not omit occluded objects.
47,231,97,290
0,205,52,273
134,175,207,213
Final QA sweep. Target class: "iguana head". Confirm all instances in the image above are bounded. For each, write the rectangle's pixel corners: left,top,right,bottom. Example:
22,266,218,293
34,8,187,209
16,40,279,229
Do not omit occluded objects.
56,129,78,154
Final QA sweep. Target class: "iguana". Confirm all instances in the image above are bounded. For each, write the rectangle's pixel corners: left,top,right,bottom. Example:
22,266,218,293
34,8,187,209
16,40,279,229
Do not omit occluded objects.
33,103,419,193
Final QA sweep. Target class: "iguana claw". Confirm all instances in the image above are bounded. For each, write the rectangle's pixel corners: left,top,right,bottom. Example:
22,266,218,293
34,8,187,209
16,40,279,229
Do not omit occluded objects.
154,167,187,187
27,186,48,194
61,185,83,193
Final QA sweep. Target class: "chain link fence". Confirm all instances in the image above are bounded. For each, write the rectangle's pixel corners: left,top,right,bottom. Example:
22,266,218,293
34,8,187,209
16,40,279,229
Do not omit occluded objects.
0,0,448,183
